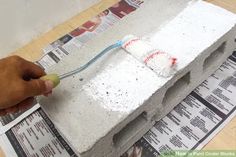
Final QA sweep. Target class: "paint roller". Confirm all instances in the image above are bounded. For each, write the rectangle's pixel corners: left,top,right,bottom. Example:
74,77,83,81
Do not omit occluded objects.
121,35,177,77
41,35,177,88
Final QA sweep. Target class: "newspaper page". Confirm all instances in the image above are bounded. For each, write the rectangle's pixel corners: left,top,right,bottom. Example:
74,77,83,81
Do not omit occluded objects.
0,108,78,157
121,52,236,157
0,103,40,135
0,0,144,134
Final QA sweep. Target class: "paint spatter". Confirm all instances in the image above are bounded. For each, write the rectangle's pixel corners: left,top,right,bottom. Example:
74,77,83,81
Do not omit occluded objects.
83,56,160,113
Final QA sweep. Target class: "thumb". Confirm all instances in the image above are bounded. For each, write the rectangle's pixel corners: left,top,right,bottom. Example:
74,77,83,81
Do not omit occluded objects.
24,79,54,97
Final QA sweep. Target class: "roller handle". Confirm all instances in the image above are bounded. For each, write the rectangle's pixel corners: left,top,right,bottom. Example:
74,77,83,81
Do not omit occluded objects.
40,74,60,88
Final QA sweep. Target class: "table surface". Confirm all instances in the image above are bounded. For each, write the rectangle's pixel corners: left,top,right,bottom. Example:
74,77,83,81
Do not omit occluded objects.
0,0,235,156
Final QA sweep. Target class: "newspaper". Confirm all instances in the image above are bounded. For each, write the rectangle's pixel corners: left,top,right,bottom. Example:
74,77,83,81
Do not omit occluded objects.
121,52,236,157
1,0,236,156
0,103,40,135
0,108,78,157
0,0,144,134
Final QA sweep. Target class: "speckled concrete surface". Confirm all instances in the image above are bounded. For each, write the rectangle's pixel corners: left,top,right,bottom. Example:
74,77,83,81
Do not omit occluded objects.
40,0,236,157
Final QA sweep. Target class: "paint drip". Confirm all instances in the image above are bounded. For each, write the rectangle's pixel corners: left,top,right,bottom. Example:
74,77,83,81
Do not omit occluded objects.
122,35,177,77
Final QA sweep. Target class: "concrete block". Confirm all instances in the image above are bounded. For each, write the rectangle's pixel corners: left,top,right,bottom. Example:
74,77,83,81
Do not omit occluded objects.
40,0,236,157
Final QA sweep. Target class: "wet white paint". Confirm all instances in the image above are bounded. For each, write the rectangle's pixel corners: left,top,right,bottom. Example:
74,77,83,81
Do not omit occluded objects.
83,56,161,113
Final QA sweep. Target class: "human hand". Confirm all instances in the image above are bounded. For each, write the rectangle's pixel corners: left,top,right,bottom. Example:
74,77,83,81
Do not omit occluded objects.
0,56,54,116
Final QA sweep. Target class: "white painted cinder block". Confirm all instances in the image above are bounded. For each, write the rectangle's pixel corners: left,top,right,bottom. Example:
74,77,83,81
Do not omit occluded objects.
40,0,236,157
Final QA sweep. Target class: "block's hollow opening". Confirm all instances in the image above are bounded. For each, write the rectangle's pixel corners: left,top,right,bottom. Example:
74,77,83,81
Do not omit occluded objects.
113,112,147,147
203,42,226,71
162,72,190,106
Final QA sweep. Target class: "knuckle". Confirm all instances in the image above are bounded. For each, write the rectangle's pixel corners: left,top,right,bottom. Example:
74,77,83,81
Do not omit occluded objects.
10,56,24,65
11,55,22,62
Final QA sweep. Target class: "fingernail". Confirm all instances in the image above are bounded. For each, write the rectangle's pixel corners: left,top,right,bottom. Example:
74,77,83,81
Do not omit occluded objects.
44,80,54,93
